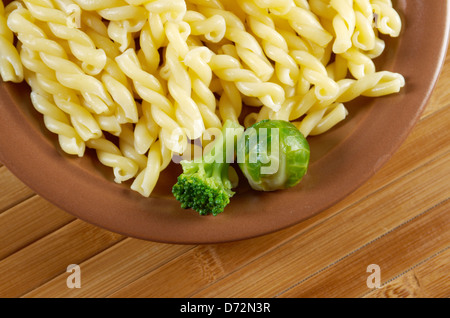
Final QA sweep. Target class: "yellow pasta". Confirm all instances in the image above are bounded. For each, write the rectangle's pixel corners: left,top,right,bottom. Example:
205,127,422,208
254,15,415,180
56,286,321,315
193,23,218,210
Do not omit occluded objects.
290,49,340,100
0,1,23,82
278,4,333,47
28,76,85,156
131,139,162,197
22,0,107,75
164,19,206,140
115,48,185,154
184,10,226,43
352,0,376,51
194,1,276,82
371,0,402,37
239,0,299,87
101,58,139,125
19,45,103,141
331,0,356,54
137,14,164,72
218,75,243,123
0,0,405,198
184,46,222,130
85,136,139,183
209,51,286,112
132,100,159,155
118,123,150,170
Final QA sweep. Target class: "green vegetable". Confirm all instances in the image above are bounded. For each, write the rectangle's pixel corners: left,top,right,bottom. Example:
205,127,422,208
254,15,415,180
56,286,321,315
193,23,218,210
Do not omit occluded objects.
237,119,310,191
172,120,244,216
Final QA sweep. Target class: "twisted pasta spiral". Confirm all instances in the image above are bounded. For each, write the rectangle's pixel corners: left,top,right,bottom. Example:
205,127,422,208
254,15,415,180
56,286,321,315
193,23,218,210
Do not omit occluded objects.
18,36,102,142
85,136,139,184
0,1,23,82
239,0,299,87
115,48,186,154
8,6,114,114
184,46,222,130
191,0,275,82
209,51,285,112
22,0,107,75
164,19,206,140
27,75,85,156
330,0,356,54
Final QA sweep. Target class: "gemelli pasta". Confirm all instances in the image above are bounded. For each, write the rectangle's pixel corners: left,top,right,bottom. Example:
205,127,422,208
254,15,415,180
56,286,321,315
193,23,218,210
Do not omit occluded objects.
0,0,405,197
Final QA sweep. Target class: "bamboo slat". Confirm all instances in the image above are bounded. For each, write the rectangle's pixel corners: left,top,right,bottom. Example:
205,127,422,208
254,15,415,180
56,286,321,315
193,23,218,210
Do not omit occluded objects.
364,248,450,298
0,167,34,213
0,220,124,297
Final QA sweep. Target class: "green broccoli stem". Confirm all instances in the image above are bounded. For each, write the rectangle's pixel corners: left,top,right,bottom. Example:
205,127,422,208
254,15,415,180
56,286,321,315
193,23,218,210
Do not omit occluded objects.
202,120,244,168
201,120,243,190
174,120,244,215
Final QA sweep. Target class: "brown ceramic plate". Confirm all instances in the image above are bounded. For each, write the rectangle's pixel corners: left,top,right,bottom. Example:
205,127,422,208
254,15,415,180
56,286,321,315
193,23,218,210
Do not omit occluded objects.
0,1,449,244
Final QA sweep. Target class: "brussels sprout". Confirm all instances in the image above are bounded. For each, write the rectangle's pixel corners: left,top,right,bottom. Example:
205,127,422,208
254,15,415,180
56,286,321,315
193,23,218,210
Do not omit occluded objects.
237,119,310,191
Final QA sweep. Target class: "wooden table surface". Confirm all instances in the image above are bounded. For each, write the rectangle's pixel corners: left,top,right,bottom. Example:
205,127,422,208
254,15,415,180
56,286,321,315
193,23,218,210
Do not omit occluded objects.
0,45,449,300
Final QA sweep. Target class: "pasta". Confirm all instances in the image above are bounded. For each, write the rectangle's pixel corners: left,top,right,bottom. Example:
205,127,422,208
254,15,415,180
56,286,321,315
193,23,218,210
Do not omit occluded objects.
0,1,23,82
0,0,405,197
330,0,356,54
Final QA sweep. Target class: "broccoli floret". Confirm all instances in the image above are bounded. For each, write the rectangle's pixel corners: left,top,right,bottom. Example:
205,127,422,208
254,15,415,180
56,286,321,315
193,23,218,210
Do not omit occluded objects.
172,120,244,216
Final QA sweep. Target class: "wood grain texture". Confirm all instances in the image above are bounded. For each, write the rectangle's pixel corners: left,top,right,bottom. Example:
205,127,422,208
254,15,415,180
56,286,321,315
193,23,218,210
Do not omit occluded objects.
0,166,34,213
0,196,75,260
364,248,450,298
0,42,449,300
278,199,450,298
190,155,450,298
0,220,124,297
